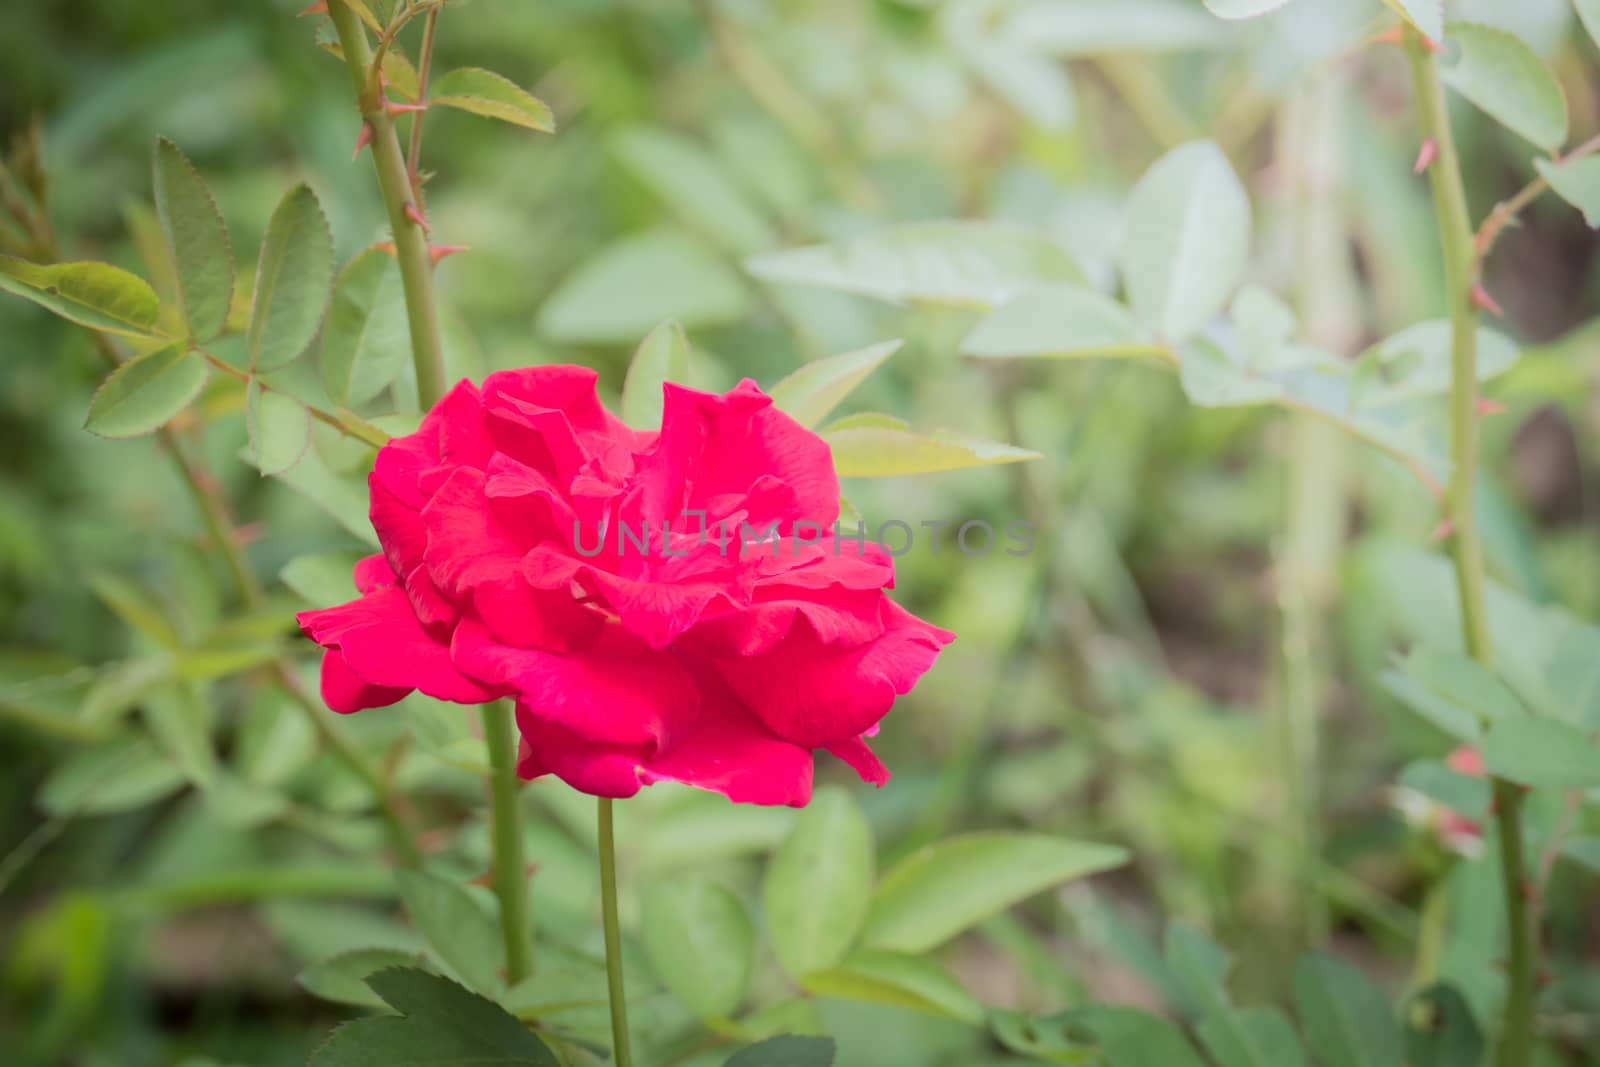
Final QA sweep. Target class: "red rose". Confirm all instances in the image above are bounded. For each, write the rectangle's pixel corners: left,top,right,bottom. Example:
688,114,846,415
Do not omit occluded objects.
297,366,953,806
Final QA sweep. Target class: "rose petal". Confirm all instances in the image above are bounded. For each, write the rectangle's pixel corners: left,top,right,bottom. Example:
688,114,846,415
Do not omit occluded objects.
715,600,952,748
826,733,891,787
641,380,839,528
637,668,813,806
298,585,499,704
513,711,648,798
452,617,698,747
319,648,411,713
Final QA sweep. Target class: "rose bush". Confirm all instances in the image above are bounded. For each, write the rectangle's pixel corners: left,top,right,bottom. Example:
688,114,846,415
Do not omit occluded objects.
298,365,953,806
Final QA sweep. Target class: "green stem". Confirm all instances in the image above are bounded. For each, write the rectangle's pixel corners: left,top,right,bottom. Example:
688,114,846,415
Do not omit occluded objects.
328,11,531,965
1412,875,1450,989
598,796,633,1067
1096,56,1201,150
483,699,534,984
325,0,449,408
1404,30,1534,1067
406,5,441,201
1270,74,1359,951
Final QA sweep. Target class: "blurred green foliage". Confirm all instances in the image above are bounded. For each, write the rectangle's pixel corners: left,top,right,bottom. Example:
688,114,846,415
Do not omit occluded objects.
2,0,1600,1065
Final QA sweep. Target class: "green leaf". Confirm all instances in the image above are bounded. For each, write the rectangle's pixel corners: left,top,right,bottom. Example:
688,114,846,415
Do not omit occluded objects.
322,249,410,406
429,68,555,132
800,949,981,1023
961,285,1154,360
1380,645,1524,739
246,183,333,373
1438,22,1567,151
1292,953,1403,1067
1204,0,1294,17
639,877,754,1020
723,1036,836,1067
1380,0,1444,42
989,1010,1097,1063
747,221,1083,309
246,381,312,477
310,968,558,1067
0,256,163,338
763,786,875,979
1231,285,1298,372
945,4,1076,132
1580,0,1600,52
1355,321,1519,405
769,341,900,430
1121,140,1251,342
1480,716,1600,788
81,657,171,728
1170,319,1517,474
1068,892,1191,1012
1533,156,1600,228
1560,835,1600,873
87,572,180,646
142,685,217,788
995,1,1227,55
1203,1011,1312,1067
621,320,692,430
736,999,828,1042
1164,922,1232,1018
1075,1006,1211,1067
83,343,208,439
204,775,290,829
1198,1007,1307,1067
1397,760,1490,818
822,418,1041,477
1403,984,1485,1067
281,552,362,608
299,948,428,1009
38,734,187,816
395,870,505,996
539,230,749,344
152,138,233,341
236,685,319,787
613,126,774,255
862,833,1128,953
253,442,377,546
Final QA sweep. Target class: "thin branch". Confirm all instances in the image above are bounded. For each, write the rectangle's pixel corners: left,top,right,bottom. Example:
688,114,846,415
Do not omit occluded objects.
406,5,441,204
1473,131,1600,269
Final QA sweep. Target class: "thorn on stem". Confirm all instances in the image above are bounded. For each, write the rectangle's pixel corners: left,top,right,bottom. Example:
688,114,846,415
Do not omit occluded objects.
297,1,329,15
1370,26,1442,51
1471,282,1505,318
1429,516,1456,544
372,240,398,257
352,122,374,160
404,201,431,233
429,244,468,264
1413,137,1438,174
1477,398,1507,416
385,100,428,117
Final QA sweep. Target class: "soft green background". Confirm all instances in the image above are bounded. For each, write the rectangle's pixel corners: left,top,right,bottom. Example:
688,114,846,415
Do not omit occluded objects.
2,0,1599,1064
